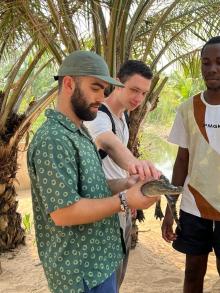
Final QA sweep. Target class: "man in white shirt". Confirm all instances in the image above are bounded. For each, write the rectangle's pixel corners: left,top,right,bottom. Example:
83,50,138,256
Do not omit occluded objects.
85,60,161,289
162,36,220,293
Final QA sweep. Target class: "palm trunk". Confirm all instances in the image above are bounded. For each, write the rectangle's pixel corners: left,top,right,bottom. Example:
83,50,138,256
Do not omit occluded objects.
0,183,25,251
130,217,139,249
128,108,142,249
0,144,25,274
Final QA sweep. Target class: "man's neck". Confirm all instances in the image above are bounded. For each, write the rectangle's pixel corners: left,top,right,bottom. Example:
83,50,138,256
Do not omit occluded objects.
56,103,82,128
105,93,126,118
204,89,220,105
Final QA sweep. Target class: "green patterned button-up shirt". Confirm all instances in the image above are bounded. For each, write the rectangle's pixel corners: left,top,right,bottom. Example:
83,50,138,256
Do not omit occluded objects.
27,109,123,293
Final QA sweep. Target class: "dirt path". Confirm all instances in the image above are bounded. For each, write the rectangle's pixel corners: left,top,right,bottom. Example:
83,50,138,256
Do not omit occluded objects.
0,190,219,293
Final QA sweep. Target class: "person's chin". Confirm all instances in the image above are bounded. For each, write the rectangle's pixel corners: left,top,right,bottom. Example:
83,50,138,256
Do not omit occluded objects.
130,105,138,111
207,85,220,91
206,80,220,90
86,112,97,121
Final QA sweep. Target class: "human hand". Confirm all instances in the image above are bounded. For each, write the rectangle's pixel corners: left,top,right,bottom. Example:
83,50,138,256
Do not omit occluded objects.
128,159,161,181
125,180,161,210
161,210,177,243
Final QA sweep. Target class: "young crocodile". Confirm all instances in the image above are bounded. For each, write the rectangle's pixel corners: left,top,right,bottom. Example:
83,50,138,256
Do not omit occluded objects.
140,175,183,228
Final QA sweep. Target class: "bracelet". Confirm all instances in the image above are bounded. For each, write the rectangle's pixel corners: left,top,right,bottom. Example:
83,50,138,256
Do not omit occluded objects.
119,191,129,216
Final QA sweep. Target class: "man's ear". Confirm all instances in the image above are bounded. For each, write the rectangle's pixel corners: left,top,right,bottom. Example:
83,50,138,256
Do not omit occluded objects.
115,78,124,90
62,76,75,94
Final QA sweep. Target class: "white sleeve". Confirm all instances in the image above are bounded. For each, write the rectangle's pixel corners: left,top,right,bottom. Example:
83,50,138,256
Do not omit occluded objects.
168,110,188,148
84,111,113,140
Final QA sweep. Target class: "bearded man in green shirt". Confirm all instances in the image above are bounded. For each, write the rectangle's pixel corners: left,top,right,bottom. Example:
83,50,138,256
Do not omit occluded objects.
27,51,160,293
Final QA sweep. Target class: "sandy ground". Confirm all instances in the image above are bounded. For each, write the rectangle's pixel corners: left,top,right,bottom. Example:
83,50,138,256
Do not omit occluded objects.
0,190,220,293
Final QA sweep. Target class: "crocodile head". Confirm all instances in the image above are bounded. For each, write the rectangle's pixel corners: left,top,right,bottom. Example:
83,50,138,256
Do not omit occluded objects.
141,175,183,197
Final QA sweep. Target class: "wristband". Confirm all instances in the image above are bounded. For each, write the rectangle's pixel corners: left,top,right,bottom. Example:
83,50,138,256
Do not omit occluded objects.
119,191,129,216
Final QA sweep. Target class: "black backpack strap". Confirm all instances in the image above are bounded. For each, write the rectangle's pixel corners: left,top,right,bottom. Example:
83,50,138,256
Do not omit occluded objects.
99,104,116,134
98,104,129,160
124,110,130,127
98,104,116,159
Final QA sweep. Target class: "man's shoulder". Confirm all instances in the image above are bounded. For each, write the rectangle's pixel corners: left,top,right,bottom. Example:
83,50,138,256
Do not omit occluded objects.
31,119,60,142
96,106,114,123
182,95,194,106
178,94,199,113
182,93,202,106
85,109,113,136
28,120,74,156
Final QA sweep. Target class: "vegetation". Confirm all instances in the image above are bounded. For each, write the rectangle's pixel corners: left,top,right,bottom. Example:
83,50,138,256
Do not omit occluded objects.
22,213,32,233
148,51,205,126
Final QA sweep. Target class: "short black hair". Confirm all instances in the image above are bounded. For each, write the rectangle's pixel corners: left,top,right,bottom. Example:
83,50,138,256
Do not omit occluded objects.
58,76,65,91
201,36,220,56
117,60,153,83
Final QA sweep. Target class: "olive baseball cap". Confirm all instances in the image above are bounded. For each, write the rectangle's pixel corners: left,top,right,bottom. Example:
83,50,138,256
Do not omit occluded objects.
54,50,124,87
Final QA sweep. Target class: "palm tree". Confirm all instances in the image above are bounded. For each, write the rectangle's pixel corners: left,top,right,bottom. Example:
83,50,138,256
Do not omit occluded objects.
0,43,58,252
1,0,220,257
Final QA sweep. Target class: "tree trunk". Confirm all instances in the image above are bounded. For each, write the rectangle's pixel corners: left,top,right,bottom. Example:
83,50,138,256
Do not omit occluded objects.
130,217,139,249
128,107,142,157
0,183,25,251
0,146,25,254
128,106,142,249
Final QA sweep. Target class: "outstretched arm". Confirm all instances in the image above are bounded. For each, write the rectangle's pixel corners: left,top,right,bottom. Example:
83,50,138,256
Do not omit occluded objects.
50,180,160,226
95,131,160,180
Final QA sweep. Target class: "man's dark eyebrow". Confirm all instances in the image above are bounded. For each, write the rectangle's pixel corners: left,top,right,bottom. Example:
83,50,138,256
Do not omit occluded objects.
130,86,148,93
91,82,105,89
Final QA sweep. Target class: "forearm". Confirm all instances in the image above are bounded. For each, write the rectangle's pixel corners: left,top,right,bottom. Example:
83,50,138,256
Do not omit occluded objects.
107,178,129,194
50,195,121,226
171,159,188,187
165,147,188,215
96,132,135,171
105,144,135,171
96,133,160,180
51,179,161,226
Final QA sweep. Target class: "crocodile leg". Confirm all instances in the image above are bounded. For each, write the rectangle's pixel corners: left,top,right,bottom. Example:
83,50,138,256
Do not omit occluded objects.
154,200,164,220
136,209,145,222
165,194,181,229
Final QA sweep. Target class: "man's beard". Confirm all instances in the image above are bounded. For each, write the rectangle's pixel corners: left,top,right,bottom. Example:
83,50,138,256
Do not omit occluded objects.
70,85,99,121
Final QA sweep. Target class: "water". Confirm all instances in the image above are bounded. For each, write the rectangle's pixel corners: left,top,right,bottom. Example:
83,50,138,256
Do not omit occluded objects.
139,127,178,180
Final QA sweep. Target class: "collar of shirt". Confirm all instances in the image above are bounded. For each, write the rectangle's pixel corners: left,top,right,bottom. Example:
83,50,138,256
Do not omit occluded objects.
45,109,93,141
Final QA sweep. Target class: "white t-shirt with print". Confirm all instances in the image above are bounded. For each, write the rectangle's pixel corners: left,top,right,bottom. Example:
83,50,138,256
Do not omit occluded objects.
168,92,220,217
85,103,129,180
